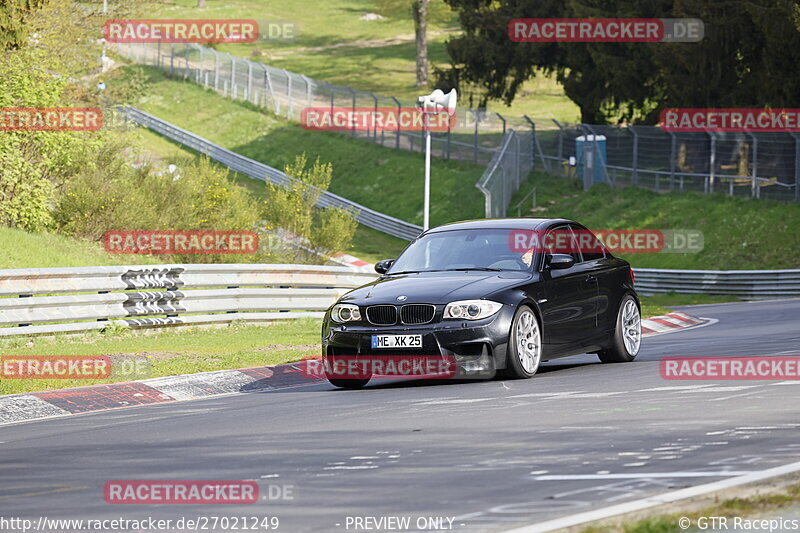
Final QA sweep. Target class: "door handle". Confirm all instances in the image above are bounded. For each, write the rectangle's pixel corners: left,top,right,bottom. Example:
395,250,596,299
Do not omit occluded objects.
585,275,597,283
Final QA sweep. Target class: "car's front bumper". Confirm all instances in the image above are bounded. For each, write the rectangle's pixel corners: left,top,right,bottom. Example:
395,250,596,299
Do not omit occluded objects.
321,304,515,377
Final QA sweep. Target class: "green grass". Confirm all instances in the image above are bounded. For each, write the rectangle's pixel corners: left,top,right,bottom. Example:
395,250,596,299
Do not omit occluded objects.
0,320,320,395
510,173,800,270
637,293,742,318
0,226,161,269
579,483,800,533
120,65,480,258
141,0,581,123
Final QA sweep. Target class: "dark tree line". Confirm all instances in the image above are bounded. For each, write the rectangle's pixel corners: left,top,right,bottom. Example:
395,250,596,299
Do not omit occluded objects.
436,0,800,124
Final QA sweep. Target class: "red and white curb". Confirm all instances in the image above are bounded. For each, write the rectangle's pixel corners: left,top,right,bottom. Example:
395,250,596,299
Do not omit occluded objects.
329,252,374,273
0,361,321,427
641,311,707,337
0,312,709,427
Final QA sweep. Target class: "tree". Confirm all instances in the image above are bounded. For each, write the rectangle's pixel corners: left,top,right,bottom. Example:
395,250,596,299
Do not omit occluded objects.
438,0,800,124
377,0,452,88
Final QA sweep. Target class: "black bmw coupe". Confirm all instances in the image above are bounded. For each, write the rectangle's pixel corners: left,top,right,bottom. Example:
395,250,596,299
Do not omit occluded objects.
321,218,641,388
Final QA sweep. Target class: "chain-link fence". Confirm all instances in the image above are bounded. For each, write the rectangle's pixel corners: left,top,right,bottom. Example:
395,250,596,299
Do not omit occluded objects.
114,41,800,218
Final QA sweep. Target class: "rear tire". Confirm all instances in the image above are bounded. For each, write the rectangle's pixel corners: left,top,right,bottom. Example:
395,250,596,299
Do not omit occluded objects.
500,305,542,379
598,294,641,363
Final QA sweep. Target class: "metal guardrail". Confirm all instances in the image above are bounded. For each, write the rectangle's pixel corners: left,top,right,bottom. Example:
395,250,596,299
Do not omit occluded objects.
120,107,423,241
634,268,800,300
1,263,796,338
0,264,377,337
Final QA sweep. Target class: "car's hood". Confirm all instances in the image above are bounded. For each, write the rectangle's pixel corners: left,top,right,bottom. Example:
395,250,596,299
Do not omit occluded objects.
340,271,534,305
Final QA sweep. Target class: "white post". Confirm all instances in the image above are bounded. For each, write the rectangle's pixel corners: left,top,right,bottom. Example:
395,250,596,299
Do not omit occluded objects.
424,129,431,231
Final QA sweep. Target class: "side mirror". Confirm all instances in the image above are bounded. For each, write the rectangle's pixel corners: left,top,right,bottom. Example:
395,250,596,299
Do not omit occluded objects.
375,259,395,274
546,253,575,270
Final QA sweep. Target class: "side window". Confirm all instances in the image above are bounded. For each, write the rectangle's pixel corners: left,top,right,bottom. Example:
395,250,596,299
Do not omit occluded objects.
571,224,605,261
542,225,582,266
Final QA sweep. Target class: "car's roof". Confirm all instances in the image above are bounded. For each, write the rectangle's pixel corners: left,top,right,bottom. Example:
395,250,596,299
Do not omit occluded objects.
427,218,575,233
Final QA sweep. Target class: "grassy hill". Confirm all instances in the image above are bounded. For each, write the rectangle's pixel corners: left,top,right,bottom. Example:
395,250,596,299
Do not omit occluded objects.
510,175,800,270
0,226,160,269
115,65,800,271
141,0,581,122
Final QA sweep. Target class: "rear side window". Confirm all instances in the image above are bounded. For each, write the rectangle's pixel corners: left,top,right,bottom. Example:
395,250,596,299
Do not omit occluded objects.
571,224,605,261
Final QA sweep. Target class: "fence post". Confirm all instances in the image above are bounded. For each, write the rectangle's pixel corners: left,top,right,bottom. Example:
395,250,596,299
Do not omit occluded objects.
213,50,219,90
230,55,236,97
749,133,759,198
496,112,506,137
390,96,401,149
348,87,356,137
370,93,378,143
707,131,716,195
184,45,190,79
247,61,253,100
170,44,174,74
628,126,638,185
552,119,564,176
472,110,480,164
265,67,278,113
197,46,204,83
301,75,313,106
794,133,800,202
668,132,676,191
283,69,293,119
515,131,521,189
446,115,451,159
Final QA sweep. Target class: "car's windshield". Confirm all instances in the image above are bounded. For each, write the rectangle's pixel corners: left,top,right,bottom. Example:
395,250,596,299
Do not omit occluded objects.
388,229,537,274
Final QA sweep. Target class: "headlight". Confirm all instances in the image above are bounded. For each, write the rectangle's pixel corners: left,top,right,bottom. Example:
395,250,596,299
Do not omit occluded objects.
330,303,362,323
443,300,503,320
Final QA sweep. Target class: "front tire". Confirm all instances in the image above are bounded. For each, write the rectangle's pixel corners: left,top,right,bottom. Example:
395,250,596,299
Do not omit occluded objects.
598,294,641,363
501,305,542,379
327,378,370,389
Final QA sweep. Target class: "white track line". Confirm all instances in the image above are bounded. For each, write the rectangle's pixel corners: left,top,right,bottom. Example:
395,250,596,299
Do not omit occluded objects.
503,460,800,533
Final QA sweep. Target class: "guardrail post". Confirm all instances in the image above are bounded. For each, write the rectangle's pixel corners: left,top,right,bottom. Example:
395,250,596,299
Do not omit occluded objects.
552,119,564,176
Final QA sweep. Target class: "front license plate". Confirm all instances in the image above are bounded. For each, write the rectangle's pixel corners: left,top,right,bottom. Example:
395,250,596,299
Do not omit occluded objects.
371,334,423,349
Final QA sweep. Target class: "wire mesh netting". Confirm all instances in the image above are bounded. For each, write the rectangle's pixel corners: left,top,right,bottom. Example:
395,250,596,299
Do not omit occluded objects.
115,42,800,218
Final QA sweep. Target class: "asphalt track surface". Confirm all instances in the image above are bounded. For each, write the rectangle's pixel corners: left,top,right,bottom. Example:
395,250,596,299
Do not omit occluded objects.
1,299,799,532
